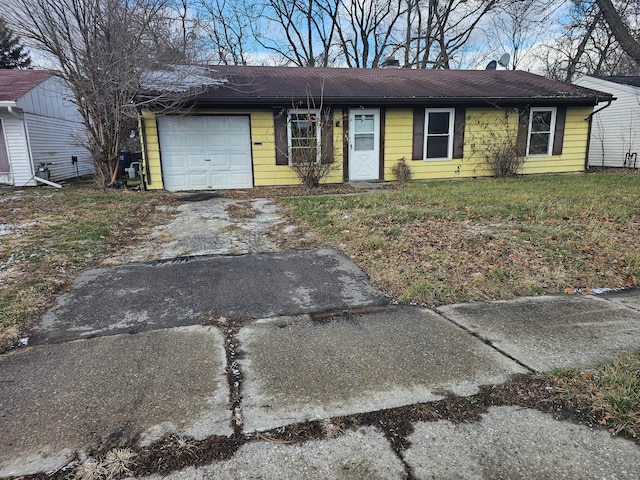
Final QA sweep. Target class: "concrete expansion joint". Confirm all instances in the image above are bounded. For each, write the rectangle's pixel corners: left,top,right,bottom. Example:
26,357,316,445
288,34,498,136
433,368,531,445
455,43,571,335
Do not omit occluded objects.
434,308,537,374
602,295,640,314
308,304,389,322
211,314,248,439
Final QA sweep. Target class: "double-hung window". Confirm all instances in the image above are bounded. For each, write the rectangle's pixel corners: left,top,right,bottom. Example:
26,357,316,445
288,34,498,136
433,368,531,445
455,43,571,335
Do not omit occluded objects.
527,107,556,156
287,109,321,164
424,108,454,160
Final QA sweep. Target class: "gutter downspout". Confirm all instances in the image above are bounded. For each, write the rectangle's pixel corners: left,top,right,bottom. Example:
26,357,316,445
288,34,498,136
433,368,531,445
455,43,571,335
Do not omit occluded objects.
7,106,21,119
584,98,614,171
139,114,150,190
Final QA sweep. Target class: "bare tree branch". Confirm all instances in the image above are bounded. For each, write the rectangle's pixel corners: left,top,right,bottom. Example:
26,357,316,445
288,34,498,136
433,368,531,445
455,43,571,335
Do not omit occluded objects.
6,0,209,185
596,0,640,65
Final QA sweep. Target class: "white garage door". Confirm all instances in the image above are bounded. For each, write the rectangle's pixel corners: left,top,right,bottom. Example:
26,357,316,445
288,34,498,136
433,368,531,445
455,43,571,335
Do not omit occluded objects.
158,115,253,191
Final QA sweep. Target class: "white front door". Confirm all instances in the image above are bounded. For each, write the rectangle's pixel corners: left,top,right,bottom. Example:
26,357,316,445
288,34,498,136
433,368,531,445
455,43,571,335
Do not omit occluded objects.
349,109,380,181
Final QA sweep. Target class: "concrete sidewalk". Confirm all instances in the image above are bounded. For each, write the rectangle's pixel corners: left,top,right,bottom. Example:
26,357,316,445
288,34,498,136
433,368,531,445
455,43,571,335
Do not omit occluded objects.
1,250,640,478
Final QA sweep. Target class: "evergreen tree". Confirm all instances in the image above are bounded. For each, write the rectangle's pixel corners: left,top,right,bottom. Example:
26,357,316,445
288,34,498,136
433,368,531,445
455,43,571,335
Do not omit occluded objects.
0,17,31,69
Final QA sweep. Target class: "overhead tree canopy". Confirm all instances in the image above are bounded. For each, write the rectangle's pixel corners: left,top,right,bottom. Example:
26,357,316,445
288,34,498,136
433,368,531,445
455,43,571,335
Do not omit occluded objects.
0,16,31,69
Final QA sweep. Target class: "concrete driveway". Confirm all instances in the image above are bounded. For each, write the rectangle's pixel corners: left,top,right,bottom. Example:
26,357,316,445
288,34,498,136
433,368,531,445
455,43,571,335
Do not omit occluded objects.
2,195,640,479
111,195,297,262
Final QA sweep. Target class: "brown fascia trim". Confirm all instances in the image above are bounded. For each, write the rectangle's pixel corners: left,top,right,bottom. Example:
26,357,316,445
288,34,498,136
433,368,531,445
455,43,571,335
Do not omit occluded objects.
191,96,606,109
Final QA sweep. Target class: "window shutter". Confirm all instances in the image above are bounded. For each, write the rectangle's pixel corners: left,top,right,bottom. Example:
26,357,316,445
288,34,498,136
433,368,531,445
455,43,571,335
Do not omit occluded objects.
412,108,424,160
453,107,466,159
516,107,530,157
274,109,289,165
321,111,334,164
552,106,566,155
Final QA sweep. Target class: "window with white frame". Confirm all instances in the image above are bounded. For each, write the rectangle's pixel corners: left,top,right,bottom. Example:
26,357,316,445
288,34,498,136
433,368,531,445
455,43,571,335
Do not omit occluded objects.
527,107,556,156
287,109,321,164
424,108,454,160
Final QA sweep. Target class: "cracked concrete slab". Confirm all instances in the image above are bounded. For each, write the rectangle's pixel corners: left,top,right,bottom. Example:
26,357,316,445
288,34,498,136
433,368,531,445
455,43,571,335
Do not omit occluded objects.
237,306,526,432
437,295,640,371
602,288,640,312
0,326,230,478
113,198,288,263
140,427,405,480
27,249,388,345
404,406,640,480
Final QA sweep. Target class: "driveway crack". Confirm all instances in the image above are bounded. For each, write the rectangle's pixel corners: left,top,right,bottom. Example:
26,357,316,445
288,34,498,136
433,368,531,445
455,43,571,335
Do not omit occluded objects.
435,308,536,374
202,312,252,438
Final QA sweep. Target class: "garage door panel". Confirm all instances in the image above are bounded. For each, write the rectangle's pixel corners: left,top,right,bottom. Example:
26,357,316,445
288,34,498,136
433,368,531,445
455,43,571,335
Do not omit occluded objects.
210,173,230,185
163,174,187,190
158,115,253,191
229,154,250,170
187,173,210,189
163,154,187,171
207,134,227,148
185,134,206,148
210,154,231,169
226,116,247,129
187,155,210,167
164,134,186,149
228,133,249,147
231,173,252,185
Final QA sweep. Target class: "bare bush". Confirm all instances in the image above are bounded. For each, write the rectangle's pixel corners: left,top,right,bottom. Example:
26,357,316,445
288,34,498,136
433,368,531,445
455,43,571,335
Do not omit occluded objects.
277,92,338,188
391,157,412,185
468,108,525,178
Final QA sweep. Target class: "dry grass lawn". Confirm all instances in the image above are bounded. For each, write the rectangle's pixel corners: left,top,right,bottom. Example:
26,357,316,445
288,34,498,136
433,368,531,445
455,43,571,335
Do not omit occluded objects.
0,179,177,348
281,173,640,306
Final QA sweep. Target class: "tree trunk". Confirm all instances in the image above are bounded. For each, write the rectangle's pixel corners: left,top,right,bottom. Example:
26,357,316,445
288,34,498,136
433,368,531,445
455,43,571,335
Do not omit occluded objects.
564,12,601,82
596,0,640,66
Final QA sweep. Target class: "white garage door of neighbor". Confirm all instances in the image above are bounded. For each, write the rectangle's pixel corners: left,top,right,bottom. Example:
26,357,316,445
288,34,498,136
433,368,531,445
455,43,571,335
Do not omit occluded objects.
158,115,253,191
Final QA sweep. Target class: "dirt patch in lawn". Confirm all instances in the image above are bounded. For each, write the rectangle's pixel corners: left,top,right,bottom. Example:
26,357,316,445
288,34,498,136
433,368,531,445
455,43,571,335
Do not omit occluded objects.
225,201,260,219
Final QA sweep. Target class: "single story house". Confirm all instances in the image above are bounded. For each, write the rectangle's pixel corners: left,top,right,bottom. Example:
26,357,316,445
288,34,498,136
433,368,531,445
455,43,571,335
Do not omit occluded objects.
574,75,638,168
139,66,612,191
0,70,92,187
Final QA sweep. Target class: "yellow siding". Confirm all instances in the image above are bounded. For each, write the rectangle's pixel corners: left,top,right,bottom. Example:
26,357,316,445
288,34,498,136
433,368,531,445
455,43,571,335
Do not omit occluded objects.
139,113,163,190
141,105,592,190
521,106,592,175
140,109,344,189
461,107,520,178
384,106,592,182
329,108,344,183
254,108,344,186
384,109,413,180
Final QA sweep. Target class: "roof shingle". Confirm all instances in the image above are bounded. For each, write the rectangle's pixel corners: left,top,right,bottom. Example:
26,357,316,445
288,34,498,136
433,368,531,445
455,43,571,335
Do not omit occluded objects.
0,70,52,102
199,66,612,106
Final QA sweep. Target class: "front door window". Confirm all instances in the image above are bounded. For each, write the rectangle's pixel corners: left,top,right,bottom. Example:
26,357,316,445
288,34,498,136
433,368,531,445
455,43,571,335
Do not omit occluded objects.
354,114,375,151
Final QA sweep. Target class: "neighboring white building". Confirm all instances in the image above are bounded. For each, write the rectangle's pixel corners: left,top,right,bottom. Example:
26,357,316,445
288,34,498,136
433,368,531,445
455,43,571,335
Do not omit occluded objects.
574,75,640,169
0,70,93,186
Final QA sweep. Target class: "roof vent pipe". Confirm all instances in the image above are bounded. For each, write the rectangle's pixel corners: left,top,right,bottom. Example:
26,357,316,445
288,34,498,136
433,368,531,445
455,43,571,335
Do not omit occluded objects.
381,57,401,69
